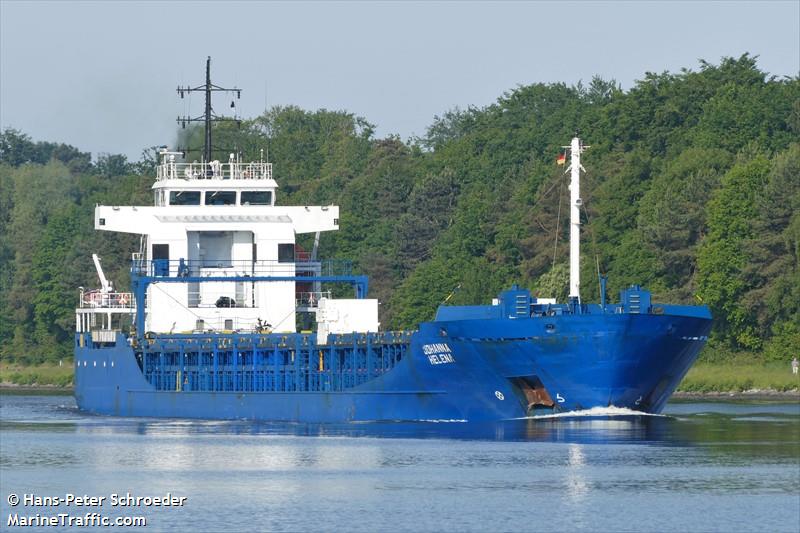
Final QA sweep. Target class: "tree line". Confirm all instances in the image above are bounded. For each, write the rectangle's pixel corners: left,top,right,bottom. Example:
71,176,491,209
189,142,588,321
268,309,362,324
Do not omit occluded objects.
1,54,797,364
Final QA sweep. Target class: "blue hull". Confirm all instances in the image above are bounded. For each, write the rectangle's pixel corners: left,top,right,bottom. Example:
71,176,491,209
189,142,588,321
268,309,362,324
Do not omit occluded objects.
74,311,711,422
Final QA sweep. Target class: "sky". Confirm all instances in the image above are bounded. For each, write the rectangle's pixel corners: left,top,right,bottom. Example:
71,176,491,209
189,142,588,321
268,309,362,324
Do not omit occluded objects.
1,1,798,161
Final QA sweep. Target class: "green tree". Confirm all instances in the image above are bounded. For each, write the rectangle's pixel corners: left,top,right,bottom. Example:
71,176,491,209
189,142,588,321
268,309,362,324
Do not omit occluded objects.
697,153,771,349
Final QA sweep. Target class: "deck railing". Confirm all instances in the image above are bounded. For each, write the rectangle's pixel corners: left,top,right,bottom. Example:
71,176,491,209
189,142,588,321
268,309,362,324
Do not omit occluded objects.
296,291,332,308
157,161,273,181
78,289,135,309
131,258,353,278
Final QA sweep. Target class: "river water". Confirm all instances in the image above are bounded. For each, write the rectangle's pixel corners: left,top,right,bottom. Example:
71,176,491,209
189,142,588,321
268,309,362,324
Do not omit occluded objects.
1,393,798,532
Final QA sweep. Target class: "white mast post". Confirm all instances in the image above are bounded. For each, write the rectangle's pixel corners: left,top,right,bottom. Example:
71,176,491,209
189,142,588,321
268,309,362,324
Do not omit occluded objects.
568,136,586,306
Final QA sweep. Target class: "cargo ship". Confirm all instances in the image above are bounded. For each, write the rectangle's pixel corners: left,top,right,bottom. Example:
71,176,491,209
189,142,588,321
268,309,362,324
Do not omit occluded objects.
73,59,712,422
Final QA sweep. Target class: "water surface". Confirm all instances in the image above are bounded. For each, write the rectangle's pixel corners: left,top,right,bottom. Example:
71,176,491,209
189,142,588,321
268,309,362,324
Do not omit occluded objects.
1,394,798,532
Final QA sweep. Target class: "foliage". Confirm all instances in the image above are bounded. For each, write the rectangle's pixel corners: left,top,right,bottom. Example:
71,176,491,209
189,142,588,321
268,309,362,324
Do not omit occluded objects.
0,54,798,365
697,154,771,349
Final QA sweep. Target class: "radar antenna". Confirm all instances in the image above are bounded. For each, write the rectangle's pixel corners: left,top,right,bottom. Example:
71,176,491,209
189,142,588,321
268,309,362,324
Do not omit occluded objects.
177,56,242,163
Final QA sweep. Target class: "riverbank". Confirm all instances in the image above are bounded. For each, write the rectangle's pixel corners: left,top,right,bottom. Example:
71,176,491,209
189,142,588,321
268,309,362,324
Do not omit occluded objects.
0,362,72,388
674,389,799,400
2,361,798,398
676,361,799,394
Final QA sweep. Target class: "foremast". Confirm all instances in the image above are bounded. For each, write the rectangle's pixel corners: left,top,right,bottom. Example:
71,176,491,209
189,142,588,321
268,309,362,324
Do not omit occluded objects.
567,136,587,306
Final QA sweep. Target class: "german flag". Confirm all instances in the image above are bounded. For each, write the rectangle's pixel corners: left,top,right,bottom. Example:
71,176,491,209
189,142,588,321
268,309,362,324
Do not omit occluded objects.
556,152,566,165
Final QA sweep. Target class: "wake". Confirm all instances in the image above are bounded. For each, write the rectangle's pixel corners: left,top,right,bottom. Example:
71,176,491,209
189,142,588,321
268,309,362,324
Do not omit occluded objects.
516,406,669,420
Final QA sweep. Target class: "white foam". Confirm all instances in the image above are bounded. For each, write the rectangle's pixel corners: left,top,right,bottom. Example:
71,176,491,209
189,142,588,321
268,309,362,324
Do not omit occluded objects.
515,406,668,420
349,418,468,424
416,419,468,423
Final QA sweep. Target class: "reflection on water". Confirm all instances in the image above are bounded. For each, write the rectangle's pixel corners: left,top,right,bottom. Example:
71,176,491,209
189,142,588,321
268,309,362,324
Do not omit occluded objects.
2,396,798,464
2,395,799,462
566,444,588,501
1,394,799,532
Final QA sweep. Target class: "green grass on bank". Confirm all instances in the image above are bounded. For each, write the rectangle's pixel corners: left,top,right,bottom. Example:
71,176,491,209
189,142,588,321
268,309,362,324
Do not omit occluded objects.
1,360,798,393
677,362,800,393
0,362,73,387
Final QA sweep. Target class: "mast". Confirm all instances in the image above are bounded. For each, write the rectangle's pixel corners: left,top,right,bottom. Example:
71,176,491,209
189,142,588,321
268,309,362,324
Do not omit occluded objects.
177,57,242,163
204,57,212,163
568,136,587,304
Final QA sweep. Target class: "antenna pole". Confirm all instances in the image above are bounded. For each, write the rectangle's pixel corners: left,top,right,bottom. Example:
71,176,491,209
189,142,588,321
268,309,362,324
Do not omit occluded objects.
204,57,212,163
177,57,241,162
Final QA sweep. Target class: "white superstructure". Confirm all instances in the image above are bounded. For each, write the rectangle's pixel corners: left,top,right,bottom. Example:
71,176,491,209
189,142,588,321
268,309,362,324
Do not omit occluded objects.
75,59,378,340
94,151,343,333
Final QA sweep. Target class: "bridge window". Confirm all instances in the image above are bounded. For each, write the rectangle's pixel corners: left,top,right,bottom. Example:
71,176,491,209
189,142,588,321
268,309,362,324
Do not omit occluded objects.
152,244,169,260
205,191,236,206
278,243,295,263
240,191,272,205
169,191,201,205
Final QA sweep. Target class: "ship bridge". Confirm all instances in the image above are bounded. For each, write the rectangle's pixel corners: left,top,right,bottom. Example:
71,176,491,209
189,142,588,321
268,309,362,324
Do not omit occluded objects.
152,152,278,208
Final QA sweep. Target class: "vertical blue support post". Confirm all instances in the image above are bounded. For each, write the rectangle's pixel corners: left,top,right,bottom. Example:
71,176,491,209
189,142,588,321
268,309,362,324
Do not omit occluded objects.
205,348,210,392
140,348,146,385
159,348,165,391
283,343,289,393
179,343,185,392
233,343,239,392
252,342,257,392
352,336,358,388
294,336,301,392
133,278,147,339
330,341,337,391
311,343,317,392
213,343,218,392
366,334,373,381
354,276,369,299
273,343,279,392
317,345,323,392
197,349,201,391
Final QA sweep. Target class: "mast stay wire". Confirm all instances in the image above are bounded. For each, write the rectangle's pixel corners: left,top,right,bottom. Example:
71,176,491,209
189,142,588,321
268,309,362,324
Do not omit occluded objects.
150,282,298,334
580,200,606,301
552,179,565,270
150,283,219,333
